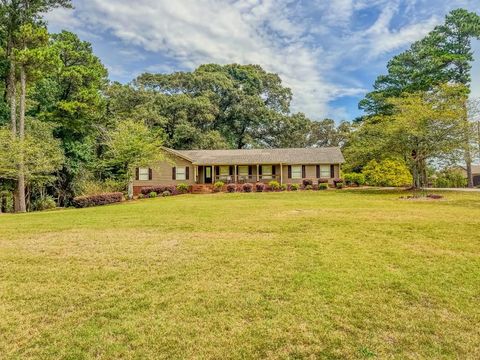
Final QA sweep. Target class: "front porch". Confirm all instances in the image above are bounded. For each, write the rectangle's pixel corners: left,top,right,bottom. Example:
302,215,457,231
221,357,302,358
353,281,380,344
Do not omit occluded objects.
195,164,284,185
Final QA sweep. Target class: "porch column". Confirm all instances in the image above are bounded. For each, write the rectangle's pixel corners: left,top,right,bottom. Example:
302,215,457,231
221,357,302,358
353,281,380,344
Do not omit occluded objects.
256,164,259,182
234,165,237,183
212,165,215,183
280,163,283,185
194,165,198,184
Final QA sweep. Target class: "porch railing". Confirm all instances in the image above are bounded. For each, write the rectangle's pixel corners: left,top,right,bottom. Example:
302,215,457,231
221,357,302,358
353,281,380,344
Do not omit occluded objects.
213,174,281,183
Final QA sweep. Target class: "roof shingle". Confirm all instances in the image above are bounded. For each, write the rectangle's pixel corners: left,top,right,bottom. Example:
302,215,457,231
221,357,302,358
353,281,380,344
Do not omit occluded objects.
170,147,345,165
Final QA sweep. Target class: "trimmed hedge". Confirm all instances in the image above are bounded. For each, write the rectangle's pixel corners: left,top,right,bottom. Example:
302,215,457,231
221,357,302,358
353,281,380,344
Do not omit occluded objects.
255,183,266,192
243,183,253,192
226,184,237,193
73,192,124,208
141,186,178,196
302,179,313,187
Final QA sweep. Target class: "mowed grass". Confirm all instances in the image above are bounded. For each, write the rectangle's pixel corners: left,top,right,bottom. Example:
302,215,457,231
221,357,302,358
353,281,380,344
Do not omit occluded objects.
0,190,479,359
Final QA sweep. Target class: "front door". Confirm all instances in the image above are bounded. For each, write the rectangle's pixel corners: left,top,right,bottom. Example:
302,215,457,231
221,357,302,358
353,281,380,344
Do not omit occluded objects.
205,166,213,184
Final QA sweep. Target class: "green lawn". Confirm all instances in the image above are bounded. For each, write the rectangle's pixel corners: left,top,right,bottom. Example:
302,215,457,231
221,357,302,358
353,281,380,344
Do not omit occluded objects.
1,190,479,359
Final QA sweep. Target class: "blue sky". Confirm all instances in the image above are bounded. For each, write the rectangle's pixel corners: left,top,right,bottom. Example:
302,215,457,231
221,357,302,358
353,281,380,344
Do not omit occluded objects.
46,0,480,121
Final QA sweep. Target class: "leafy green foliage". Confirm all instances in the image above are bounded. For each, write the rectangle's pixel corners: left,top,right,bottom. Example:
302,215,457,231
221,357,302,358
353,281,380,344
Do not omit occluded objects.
344,173,366,186
268,180,280,191
0,121,63,183
176,183,189,194
213,181,224,192
434,169,467,188
362,159,413,187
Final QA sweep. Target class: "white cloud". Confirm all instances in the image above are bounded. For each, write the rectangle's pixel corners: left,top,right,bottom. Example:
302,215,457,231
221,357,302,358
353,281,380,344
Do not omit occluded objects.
47,0,366,119
45,0,480,120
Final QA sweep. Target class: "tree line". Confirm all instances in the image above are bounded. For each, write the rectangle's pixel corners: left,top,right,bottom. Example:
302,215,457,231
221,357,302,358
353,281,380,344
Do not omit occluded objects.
0,1,350,213
346,9,480,188
1,3,479,213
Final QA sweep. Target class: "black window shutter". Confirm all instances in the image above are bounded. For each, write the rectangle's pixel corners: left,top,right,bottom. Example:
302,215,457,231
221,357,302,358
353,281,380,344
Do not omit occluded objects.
229,166,234,176
330,165,335,178
302,165,306,178
172,167,176,180
186,166,190,180
259,166,263,175
149,168,153,180
316,165,320,178
288,165,292,179
216,166,220,176
135,168,139,180
272,166,276,175
248,166,252,176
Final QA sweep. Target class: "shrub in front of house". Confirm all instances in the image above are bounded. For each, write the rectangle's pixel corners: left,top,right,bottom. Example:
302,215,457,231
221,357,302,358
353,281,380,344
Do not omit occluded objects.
149,192,157,198
289,183,299,191
226,184,236,193
280,184,287,191
312,184,319,191
162,190,171,197
73,192,124,208
137,193,144,199
344,173,366,186
176,183,189,194
213,181,224,192
333,178,344,187
336,182,344,189
255,183,265,192
318,178,329,184
304,184,313,191
236,184,244,192
268,181,280,191
243,183,253,192
141,186,177,196
319,183,329,190
302,179,313,187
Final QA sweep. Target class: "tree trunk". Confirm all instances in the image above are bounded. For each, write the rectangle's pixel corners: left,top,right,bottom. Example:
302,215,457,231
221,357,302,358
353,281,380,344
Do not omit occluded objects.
128,178,134,200
463,101,474,188
15,66,27,213
8,56,17,136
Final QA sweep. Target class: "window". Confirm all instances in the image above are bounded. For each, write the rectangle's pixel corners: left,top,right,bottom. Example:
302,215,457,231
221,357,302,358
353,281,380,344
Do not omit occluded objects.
138,168,149,181
290,165,301,179
220,166,230,176
238,166,249,180
320,165,330,178
176,166,186,180
238,166,249,177
262,165,273,179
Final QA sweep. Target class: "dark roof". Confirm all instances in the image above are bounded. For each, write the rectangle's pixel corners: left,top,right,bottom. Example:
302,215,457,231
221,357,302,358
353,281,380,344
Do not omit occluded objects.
167,147,345,165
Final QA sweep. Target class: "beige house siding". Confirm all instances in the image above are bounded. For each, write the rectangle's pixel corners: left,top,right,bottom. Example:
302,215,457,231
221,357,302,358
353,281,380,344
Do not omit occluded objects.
281,164,340,184
133,153,342,192
133,155,195,189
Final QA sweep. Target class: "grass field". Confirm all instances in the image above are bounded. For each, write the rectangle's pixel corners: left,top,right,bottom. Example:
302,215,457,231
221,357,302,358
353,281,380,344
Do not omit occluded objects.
1,190,479,359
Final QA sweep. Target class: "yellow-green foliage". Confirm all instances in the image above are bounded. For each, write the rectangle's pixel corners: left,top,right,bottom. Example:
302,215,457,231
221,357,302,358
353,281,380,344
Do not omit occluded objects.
363,159,413,187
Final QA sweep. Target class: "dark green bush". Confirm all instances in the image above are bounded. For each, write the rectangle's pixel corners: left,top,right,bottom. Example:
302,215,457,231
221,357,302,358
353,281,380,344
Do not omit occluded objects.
32,196,56,211
73,192,124,208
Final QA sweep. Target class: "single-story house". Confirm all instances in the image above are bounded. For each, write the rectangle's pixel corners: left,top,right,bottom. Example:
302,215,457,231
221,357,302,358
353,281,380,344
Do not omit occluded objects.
474,166,480,186
133,147,345,194
456,165,480,186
